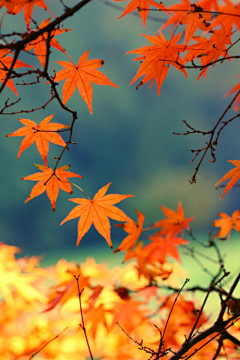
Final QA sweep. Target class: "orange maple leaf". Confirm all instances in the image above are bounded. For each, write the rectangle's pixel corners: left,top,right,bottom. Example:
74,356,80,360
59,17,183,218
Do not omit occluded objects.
25,18,71,67
211,0,240,32
124,241,172,281
44,262,90,312
115,0,168,28
213,210,240,240
215,160,240,199
0,56,34,95
160,294,209,334
196,25,232,79
126,32,187,95
0,0,47,28
84,304,110,339
60,183,134,248
111,297,150,333
54,50,118,114
154,202,194,237
160,0,212,44
6,114,68,166
21,164,83,212
114,209,145,253
146,232,189,263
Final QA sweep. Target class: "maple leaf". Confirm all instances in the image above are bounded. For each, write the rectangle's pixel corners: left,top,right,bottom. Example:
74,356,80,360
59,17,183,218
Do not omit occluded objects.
111,297,150,333
84,304,110,339
6,114,68,166
44,262,90,312
21,164,83,212
146,232,189,263
0,56,34,95
123,241,172,281
126,32,187,95
54,50,118,114
184,24,232,79
25,18,71,67
154,202,194,237
160,294,209,333
160,0,212,44
60,183,134,248
115,0,168,28
114,209,145,253
196,25,232,79
213,210,240,240
211,0,240,32
0,0,47,28
215,160,240,199
196,0,219,11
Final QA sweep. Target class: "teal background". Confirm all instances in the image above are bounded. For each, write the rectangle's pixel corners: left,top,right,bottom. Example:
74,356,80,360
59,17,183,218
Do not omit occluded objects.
0,0,240,271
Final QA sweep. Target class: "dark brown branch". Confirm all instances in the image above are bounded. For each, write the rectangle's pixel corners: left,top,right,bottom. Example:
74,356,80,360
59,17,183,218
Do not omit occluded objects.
177,55,240,70
169,314,240,360
162,278,190,341
223,330,240,346
0,95,55,115
173,90,240,184
217,271,240,320
74,275,94,360
0,0,94,95
186,273,230,343
0,47,21,94
0,0,93,52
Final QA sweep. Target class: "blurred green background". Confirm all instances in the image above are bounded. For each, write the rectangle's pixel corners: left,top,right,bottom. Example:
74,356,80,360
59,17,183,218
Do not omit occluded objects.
0,0,240,271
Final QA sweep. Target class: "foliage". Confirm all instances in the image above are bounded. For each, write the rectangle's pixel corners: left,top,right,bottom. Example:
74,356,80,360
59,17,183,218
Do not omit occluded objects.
0,0,240,359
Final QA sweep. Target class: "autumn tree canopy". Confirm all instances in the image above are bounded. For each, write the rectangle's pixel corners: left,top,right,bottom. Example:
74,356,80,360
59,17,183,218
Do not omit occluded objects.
0,0,240,359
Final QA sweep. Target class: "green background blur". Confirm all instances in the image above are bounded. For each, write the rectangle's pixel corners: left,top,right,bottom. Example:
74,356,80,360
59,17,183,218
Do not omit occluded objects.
0,0,240,270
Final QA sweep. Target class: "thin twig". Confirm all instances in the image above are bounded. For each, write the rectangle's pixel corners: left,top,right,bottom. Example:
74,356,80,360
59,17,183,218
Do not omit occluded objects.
28,327,68,359
162,278,190,341
74,275,94,360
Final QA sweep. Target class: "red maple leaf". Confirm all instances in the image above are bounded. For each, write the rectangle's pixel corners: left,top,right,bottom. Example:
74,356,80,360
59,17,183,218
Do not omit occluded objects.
25,18,71,67
211,0,240,32
127,32,187,95
184,24,232,80
0,0,47,28
115,0,168,27
0,56,34,95
54,50,118,114
146,232,189,263
160,0,212,44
